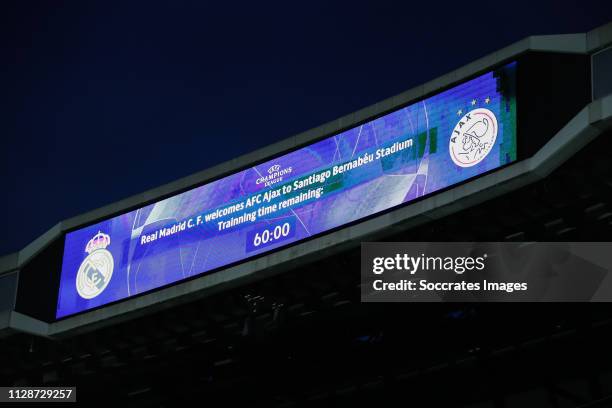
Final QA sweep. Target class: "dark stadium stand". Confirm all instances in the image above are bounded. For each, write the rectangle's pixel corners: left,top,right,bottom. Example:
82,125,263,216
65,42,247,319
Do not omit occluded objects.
1,130,612,407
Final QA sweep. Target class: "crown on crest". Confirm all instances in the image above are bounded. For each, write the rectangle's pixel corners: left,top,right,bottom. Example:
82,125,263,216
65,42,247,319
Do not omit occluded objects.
85,231,111,254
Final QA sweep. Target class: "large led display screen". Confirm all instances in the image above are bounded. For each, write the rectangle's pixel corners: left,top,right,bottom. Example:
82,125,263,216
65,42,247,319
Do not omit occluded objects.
57,62,517,318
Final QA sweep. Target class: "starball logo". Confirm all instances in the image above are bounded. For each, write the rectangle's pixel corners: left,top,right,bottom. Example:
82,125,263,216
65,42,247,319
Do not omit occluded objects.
256,163,293,187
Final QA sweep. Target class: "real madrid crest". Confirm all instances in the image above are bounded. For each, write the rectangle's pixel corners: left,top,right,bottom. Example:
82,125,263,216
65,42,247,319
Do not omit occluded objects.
449,107,498,168
76,231,114,299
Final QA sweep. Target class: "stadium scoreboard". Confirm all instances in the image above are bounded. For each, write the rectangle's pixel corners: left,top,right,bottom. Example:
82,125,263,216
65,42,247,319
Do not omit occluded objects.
56,63,518,318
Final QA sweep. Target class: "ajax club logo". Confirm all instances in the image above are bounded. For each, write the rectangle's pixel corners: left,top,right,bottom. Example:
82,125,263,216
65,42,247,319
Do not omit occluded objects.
76,231,114,299
449,107,498,167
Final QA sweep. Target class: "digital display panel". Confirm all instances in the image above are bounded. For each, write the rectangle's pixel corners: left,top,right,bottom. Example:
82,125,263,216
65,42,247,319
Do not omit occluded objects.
57,62,517,318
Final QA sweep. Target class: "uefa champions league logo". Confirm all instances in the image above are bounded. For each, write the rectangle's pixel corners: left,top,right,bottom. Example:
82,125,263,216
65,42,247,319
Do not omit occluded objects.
76,231,114,299
255,163,293,187
449,107,498,167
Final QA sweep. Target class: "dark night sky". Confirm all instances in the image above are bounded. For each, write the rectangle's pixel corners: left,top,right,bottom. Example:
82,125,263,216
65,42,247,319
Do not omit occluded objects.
1,1,611,255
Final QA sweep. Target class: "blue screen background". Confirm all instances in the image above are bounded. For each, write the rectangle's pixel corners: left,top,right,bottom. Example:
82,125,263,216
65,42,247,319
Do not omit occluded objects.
57,63,517,318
